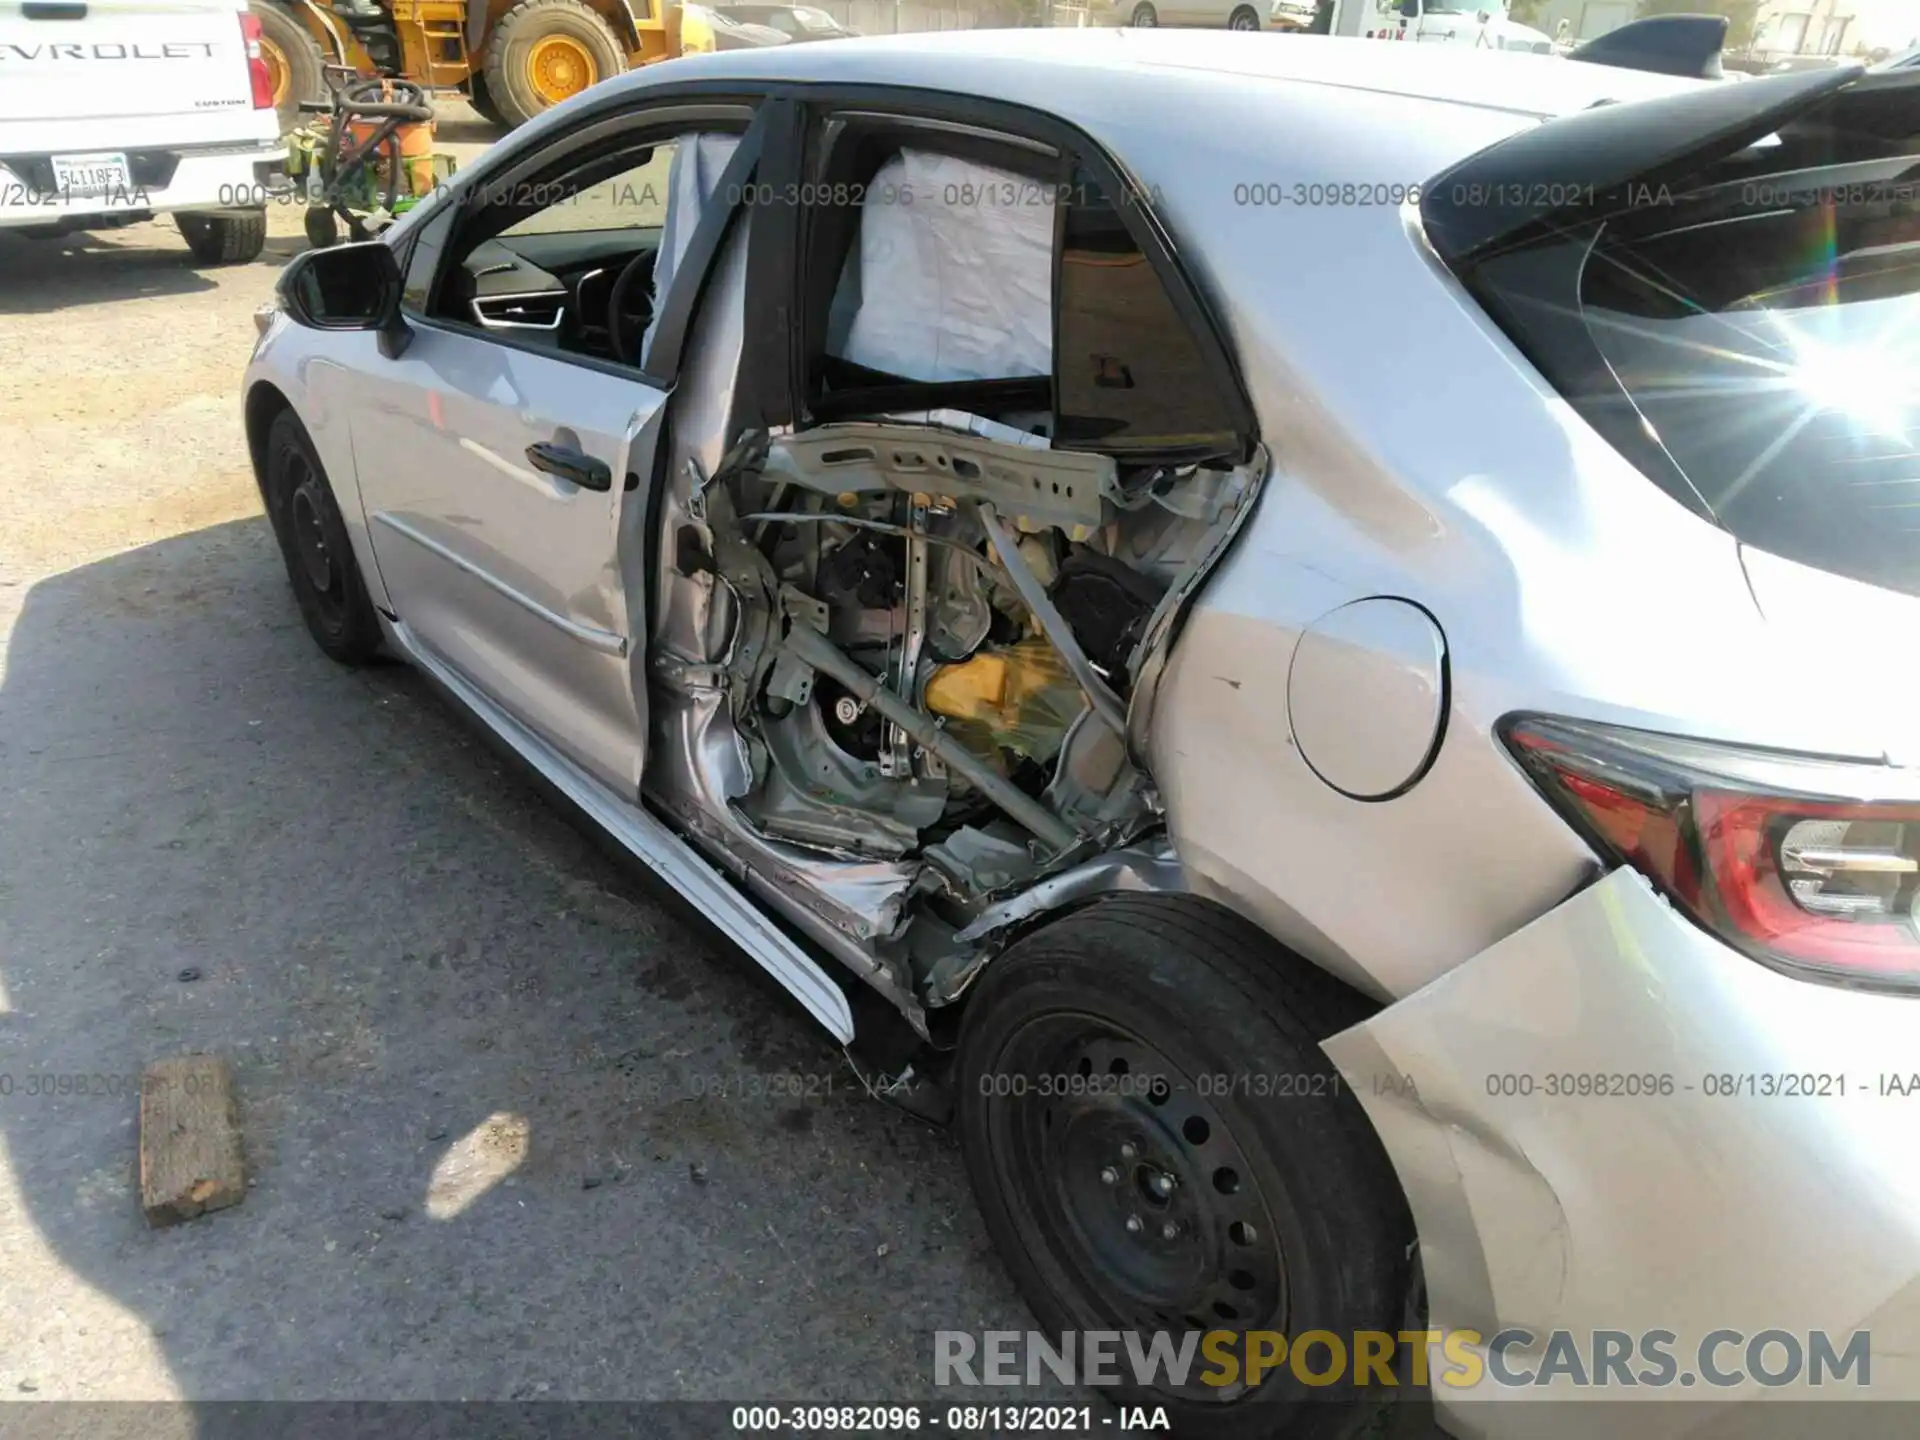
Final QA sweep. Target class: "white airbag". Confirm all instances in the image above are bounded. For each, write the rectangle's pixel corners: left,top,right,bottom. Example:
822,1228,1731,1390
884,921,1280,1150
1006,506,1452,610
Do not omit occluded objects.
832,149,1054,383
643,131,742,368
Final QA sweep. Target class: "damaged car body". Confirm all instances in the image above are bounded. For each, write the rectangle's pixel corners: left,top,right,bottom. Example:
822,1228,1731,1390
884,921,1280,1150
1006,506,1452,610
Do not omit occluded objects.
245,28,1920,1440
635,102,1268,1039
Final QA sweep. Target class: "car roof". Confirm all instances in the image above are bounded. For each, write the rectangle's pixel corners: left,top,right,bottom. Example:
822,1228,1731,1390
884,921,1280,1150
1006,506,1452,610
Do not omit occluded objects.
642,28,1701,120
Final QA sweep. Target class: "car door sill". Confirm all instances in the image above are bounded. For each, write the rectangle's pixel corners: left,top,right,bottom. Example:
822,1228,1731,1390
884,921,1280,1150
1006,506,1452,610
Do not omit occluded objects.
389,618,857,1043
373,512,629,658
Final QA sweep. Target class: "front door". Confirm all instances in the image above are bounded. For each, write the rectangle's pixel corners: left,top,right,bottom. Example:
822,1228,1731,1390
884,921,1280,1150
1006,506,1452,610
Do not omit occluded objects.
350,102,766,795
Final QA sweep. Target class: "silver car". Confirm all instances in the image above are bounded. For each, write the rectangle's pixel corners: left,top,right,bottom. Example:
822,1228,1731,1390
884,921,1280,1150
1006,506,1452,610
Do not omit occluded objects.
243,30,1920,1436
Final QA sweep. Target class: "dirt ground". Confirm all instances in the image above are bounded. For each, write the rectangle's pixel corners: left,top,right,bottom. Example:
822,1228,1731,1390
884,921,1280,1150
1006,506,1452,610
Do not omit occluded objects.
0,107,1038,1415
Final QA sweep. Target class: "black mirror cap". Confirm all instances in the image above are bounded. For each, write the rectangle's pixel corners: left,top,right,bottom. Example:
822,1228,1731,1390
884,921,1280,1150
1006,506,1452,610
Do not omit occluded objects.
279,241,404,333
1568,13,1728,80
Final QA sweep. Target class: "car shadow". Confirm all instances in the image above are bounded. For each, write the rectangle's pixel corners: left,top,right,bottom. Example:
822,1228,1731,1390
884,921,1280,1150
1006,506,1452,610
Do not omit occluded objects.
0,229,223,311
0,229,279,314
0,514,1024,1421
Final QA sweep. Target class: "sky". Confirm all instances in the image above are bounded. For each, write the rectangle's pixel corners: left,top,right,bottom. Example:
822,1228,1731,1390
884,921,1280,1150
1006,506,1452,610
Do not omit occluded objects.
1850,0,1919,48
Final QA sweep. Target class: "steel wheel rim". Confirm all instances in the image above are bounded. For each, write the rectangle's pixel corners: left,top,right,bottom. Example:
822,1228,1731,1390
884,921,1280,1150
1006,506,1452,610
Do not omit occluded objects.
1132,8,1157,23
528,35,597,104
990,1013,1287,1404
1231,13,1257,27
282,455,346,628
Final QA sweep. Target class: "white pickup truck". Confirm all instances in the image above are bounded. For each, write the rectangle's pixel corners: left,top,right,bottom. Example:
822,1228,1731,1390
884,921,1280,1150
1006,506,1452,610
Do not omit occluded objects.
0,0,286,264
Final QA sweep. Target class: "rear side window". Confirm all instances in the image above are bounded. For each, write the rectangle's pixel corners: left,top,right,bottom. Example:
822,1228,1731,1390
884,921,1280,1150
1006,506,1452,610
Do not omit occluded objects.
1440,80,1920,597
793,117,1253,466
1056,164,1246,456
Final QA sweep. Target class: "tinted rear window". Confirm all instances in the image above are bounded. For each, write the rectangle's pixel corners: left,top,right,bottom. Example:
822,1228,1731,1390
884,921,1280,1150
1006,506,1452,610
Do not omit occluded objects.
1581,174,1920,594
1438,77,1920,597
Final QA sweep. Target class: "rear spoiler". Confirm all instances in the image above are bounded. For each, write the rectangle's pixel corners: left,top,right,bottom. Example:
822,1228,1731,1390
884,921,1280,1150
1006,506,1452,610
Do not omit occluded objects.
1568,13,1727,80
1421,64,1875,261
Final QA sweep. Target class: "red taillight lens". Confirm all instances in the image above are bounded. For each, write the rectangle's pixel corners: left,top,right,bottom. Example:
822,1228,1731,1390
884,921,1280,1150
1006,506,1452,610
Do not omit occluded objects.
241,12,274,112
1507,716,1920,990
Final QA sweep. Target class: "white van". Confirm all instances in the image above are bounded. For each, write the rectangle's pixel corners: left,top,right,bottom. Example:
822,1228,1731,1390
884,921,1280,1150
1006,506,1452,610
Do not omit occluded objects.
0,0,286,264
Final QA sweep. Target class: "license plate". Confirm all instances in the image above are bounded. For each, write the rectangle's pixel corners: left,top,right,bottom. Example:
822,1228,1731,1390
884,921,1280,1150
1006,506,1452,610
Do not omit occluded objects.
51,152,132,199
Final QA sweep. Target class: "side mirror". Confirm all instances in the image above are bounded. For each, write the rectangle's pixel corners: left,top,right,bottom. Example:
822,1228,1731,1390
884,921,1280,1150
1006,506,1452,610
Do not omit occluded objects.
278,241,412,359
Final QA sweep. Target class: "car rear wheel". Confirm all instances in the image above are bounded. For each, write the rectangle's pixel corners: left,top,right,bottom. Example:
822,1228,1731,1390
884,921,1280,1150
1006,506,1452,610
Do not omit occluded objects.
956,896,1411,1440
1229,5,1262,28
264,410,383,665
176,210,268,265
484,0,627,129
1129,2,1158,23
251,1,329,131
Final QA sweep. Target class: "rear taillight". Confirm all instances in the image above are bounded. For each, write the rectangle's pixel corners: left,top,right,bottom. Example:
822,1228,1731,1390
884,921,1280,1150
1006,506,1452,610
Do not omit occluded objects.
241,11,274,111
1506,715,1920,990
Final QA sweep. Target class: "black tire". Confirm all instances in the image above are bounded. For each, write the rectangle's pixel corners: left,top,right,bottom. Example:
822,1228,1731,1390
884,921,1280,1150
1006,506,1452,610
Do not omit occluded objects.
251,0,328,131
1129,2,1158,22
467,73,510,129
176,210,268,265
956,896,1411,1440
483,0,626,130
264,410,383,665
1228,4,1262,27
303,204,340,250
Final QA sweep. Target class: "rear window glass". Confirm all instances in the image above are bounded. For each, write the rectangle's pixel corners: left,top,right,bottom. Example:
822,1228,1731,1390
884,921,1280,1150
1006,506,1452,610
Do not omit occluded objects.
1434,76,1920,598
1580,173,1920,594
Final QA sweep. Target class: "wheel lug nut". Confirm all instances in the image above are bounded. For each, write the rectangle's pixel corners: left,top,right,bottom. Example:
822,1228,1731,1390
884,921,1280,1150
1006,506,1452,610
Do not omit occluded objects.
1161,1221,1181,1240
1150,1172,1176,1197
1120,1143,1138,1160
1125,1214,1144,1234
1099,1166,1119,1186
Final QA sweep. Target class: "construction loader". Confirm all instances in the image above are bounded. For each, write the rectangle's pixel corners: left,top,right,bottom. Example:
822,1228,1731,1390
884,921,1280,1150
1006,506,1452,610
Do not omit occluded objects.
249,0,689,133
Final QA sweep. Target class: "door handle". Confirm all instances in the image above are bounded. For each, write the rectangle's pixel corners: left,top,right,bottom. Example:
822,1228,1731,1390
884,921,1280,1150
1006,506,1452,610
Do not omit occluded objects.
525,442,613,493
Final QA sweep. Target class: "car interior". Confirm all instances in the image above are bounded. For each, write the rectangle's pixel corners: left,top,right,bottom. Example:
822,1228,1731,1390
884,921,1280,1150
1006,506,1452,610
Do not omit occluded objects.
431,131,741,370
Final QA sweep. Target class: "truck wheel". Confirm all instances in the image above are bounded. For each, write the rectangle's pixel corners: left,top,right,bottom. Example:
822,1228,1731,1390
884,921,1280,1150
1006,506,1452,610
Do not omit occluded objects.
176,210,269,265
264,410,383,666
303,204,340,250
1228,5,1262,27
484,0,626,129
467,74,510,129
956,896,1412,1440
251,1,328,131
1129,3,1158,24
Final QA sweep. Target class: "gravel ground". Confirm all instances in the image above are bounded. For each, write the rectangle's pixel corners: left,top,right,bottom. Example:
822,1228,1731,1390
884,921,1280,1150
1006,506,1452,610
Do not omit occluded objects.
0,106,1036,1413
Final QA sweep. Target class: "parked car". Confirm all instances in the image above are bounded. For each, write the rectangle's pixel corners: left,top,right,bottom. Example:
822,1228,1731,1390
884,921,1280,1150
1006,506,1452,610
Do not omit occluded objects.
679,3,795,51
1092,0,1276,32
243,30,1918,1439
0,0,284,263
711,4,859,40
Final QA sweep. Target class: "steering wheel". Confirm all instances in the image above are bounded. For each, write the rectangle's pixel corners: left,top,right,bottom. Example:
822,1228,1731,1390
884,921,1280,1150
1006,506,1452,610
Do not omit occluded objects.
607,247,657,368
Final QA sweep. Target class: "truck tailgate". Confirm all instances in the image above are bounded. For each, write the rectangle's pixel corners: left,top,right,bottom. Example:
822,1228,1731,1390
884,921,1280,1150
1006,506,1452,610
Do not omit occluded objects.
0,0,257,132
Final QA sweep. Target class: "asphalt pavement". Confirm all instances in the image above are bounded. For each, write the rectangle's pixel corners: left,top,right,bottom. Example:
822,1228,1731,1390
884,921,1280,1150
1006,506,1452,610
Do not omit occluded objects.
0,104,1034,1417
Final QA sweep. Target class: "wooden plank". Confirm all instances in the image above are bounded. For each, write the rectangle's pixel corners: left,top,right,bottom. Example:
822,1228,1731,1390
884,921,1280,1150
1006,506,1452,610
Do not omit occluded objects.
139,1055,246,1227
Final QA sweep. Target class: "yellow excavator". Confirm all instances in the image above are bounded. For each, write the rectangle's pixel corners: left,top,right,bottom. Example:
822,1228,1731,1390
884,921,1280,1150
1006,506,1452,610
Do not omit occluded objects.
249,0,689,132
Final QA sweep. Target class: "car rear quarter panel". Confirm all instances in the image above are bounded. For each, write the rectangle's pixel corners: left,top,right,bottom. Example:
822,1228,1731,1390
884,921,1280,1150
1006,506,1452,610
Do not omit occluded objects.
1106,79,1896,1000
